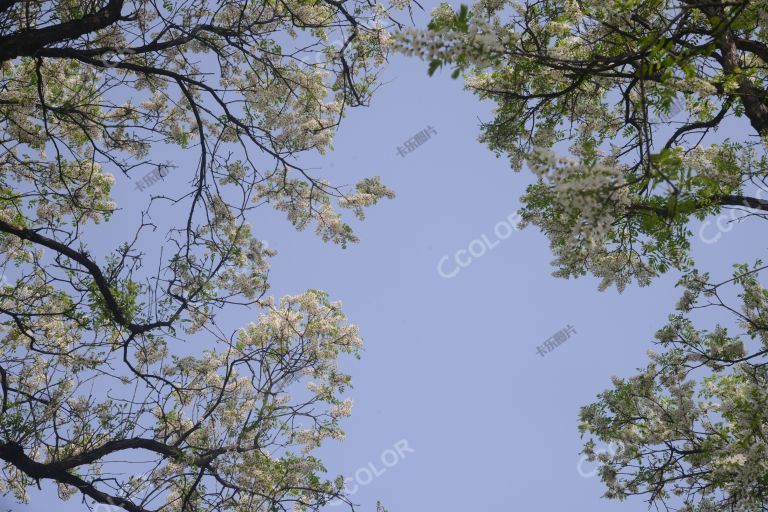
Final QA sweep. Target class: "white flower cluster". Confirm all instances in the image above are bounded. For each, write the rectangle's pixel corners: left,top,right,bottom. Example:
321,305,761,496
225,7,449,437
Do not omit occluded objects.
522,146,655,290
338,176,396,220
394,11,516,70
527,147,631,242
257,171,393,246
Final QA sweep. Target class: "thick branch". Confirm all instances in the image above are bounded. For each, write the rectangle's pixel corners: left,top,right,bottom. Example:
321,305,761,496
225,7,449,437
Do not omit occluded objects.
628,194,768,219
0,218,130,327
734,37,768,65
0,0,21,15
0,0,125,63
714,194,768,211
0,441,149,512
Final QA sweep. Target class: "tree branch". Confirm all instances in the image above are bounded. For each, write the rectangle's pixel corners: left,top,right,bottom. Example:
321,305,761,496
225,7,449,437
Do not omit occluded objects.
0,441,150,512
0,0,125,63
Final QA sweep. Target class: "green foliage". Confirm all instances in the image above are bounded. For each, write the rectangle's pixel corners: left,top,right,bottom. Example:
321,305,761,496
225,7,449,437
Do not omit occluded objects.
404,0,768,290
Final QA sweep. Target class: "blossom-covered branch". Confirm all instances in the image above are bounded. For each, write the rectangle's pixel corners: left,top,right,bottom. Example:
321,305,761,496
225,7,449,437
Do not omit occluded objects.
0,0,407,510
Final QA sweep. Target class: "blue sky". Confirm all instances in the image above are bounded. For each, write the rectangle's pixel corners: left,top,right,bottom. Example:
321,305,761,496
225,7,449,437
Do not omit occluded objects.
5,2,767,512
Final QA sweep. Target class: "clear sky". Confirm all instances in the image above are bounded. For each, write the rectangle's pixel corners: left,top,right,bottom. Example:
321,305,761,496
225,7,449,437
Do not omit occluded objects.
4,2,766,512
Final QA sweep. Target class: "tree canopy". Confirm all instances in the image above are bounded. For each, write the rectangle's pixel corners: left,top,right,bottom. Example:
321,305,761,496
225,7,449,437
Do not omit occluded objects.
398,0,768,290
0,0,402,511
398,0,768,510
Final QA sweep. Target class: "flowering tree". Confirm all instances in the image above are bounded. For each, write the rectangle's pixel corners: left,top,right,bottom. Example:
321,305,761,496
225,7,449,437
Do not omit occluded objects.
578,265,768,511
397,0,768,510
398,0,768,290
0,1,403,511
